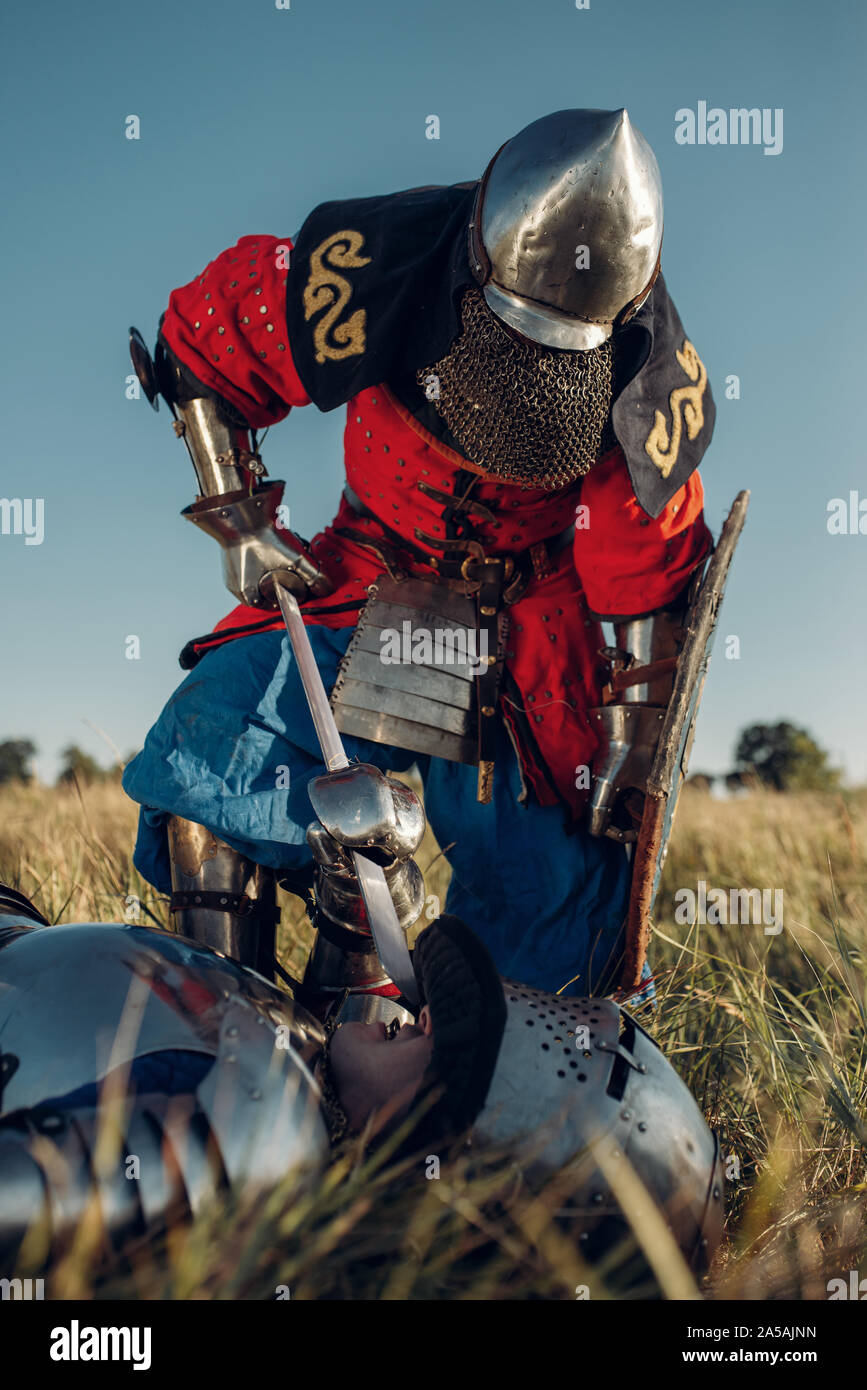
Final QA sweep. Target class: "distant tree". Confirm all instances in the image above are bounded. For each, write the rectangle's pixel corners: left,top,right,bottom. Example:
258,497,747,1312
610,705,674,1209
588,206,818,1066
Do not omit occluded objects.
57,745,105,786
0,739,37,785
685,772,715,792
733,722,841,792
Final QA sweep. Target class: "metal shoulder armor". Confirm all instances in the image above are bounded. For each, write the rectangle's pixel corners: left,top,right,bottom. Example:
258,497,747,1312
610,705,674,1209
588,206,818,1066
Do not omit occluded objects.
0,921,329,1270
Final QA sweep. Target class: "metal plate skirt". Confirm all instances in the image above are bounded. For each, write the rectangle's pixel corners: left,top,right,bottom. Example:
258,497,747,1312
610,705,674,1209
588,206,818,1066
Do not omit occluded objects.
331,576,481,765
123,627,634,996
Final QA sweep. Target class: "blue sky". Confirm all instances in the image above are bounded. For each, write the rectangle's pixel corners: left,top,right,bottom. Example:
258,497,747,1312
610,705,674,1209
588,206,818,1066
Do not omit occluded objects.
1,0,865,783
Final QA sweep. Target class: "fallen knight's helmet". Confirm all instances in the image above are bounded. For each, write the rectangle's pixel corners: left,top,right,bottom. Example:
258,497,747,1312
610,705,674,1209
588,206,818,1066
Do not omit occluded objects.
412,917,724,1278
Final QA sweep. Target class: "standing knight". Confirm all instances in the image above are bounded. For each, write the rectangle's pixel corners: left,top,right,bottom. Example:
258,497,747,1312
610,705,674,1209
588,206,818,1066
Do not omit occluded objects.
125,109,715,1000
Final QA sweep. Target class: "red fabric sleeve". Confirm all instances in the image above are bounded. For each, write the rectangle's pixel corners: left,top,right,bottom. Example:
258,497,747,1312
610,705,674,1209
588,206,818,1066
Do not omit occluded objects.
159,235,311,429
573,446,712,618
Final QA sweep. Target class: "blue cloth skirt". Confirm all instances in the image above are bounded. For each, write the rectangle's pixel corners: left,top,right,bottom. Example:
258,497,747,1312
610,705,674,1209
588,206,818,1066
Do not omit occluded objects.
123,627,634,996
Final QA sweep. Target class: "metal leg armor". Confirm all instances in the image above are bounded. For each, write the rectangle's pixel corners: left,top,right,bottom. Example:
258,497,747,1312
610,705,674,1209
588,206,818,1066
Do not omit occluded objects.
166,816,279,977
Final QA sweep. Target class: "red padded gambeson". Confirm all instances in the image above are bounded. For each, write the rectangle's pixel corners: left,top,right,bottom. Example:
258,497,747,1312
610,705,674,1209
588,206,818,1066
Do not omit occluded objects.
161,236,712,815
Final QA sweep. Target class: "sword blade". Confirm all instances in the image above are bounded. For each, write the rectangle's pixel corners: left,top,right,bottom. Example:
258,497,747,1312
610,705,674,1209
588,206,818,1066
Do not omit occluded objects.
273,583,419,1005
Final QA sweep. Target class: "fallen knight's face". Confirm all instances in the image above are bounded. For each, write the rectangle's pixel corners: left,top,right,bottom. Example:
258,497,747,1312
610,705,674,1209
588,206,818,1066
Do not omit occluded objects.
326,1006,435,1134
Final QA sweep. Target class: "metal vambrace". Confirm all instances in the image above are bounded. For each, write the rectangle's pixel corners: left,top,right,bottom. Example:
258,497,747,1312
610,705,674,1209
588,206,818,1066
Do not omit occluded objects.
173,393,333,608
302,766,426,997
588,596,688,843
127,327,332,608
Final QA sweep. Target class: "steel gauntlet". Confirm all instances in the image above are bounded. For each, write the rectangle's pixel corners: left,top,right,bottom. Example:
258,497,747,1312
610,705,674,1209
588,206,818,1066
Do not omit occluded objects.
305,764,426,936
588,597,688,842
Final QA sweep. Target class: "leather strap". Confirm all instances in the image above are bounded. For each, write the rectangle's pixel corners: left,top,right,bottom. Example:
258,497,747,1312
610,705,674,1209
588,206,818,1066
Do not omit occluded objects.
170,890,280,925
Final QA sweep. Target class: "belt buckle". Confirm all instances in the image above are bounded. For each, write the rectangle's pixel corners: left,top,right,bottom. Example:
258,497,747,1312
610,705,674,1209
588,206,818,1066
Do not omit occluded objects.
459,542,487,591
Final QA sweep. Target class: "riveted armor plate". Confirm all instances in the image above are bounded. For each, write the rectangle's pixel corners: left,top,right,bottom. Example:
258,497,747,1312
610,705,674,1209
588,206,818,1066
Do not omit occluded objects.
330,575,484,765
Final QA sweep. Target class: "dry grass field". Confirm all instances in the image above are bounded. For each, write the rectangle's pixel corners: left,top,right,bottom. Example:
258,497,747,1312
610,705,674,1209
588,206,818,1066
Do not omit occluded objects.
0,777,864,1300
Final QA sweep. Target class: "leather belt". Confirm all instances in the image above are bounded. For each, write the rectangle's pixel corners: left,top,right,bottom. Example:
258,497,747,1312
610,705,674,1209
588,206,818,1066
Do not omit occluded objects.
341,484,574,600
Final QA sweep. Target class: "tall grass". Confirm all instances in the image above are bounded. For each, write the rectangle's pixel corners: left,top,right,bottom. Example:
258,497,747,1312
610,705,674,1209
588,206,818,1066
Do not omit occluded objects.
0,779,864,1299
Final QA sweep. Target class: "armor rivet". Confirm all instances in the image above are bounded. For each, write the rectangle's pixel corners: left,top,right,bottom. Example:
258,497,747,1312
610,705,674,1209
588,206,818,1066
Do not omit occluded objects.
227,1025,239,1038
226,1054,237,1064
480,605,495,616
525,1019,535,1026
219,510,228,517
260,351,267,358
242,316,250,324
383,445,389,452
482,705,495,717
371,396,377,404
194,895,202,903
713,1187,721,1200
266,324,274,332
638,1121,648,1132
230,281,238,287
250,1088,262,1100
534,714,543,723
227,346,234,353
398,459,405,466
278,343,285,350
205,293,211,300
260,305,268,314
194,321,200,329
255,287,262,294
557,1070,566,1078
218,326,225,335
621,1110,631,1121
208,307,215,315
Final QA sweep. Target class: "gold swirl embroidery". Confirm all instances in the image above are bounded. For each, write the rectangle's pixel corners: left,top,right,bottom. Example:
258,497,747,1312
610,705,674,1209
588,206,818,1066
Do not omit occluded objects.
303,229,372,364
644,340,708,478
